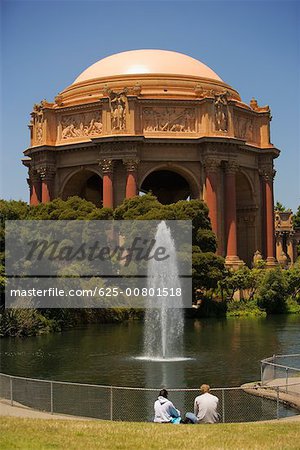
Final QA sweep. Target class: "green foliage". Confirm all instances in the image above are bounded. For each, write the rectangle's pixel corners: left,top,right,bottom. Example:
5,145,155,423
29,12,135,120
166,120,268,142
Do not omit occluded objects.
293,205,300,229
0,308,58,337
195,229,217,253
256,267,288,314
219,265,265,303
113,194,162,220
284,260,300,301
192,251,226,291
275,201,287,212
26,196,110,220
226,298,266,317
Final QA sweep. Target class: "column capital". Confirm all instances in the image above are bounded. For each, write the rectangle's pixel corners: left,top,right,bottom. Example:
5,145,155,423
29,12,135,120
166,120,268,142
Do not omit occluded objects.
203,157,221,173
29,168,41,182
123,158,139,172
225,160,239,174
99,159,114,174
260,167,276,181
37,166,55,181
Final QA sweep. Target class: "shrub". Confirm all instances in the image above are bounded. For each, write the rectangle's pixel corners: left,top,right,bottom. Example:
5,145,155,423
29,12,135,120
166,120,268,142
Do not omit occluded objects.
256,267,288,314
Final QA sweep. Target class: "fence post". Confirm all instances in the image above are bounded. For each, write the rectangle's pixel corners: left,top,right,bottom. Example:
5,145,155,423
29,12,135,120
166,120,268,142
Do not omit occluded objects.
10,376,13,406
50,381,53,414
276,387,280,420
285,368,289,393
222,389,225,423
110,386,113,421
260,363,263,385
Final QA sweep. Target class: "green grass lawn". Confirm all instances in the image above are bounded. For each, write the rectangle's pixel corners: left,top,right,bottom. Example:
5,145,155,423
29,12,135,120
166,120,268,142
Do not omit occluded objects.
0,417,299,450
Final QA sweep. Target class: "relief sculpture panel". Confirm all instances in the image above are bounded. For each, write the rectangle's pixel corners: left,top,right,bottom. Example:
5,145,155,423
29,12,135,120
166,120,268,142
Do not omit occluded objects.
143,107,195,133
60,112,102,140
234,114,254,142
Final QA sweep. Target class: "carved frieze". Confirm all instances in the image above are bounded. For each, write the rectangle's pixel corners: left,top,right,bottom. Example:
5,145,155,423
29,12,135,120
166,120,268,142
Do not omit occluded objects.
194,84,214,98
214,92,228,132
60,112,103,140
233,114,254,142
143,107,195,133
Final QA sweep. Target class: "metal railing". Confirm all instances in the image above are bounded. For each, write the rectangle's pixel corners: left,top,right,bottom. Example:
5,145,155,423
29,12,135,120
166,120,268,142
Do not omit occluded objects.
1,372,299,422
261,354,300,396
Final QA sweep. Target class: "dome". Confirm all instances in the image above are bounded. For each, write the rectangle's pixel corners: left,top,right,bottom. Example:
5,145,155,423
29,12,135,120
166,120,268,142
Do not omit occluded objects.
73,49,223,84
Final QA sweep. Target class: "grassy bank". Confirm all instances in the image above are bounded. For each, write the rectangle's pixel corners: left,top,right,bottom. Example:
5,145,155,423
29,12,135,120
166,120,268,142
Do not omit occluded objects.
0,417,299,450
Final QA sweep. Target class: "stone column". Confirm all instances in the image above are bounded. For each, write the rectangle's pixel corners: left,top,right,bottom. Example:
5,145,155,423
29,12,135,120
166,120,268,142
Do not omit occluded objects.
29,170,41,205
275,232,284,262
38,167,55,203
99,159,114,208
262,167,277,266
204,157,220,240
287,232,295,264
224,161,243,267
123,159,139,198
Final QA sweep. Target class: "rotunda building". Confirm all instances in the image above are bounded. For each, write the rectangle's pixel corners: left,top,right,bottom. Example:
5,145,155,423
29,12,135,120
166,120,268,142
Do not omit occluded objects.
23,49,279,267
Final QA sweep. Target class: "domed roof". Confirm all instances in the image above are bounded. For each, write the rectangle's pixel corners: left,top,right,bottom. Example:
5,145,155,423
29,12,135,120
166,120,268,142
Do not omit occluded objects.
73,49,223,84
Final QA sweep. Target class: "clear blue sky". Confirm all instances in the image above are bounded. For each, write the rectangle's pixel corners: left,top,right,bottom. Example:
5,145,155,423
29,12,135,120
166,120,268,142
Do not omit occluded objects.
1,0,299,211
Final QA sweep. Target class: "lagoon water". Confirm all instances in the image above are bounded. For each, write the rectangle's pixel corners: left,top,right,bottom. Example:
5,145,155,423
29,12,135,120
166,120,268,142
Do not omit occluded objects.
1,316,300,389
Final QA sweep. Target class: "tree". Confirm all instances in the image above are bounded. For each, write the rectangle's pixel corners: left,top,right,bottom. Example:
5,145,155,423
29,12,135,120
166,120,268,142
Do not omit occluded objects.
256,267,288,314
285,260,300,302
293,205,300,229
27,196,110,220
275,201,287,212
192,251,225,292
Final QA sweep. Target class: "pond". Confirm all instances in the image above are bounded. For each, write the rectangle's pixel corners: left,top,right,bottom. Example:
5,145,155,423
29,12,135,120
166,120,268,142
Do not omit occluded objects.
1,315,300,421
1,315,300,388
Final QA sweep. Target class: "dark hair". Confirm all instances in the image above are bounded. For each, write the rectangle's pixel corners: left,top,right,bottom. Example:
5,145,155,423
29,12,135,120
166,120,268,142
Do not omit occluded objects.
159,389,168,398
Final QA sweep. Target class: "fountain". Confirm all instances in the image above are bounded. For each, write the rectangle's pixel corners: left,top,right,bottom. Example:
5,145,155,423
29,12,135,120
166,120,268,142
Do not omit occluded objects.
138,221,189,362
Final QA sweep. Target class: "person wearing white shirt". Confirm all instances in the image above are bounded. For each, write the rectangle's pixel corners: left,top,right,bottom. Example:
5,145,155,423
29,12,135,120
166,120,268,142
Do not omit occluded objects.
194,384,219,423
154,389,181,423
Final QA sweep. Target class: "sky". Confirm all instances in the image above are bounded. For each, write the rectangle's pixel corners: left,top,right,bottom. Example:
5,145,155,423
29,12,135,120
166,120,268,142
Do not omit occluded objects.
1,0,299,211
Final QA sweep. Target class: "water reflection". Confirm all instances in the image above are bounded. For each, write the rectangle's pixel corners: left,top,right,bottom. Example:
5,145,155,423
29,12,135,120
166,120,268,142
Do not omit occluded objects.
1,316,300,389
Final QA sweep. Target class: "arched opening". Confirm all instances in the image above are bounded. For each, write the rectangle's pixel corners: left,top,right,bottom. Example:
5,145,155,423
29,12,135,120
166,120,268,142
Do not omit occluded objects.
236,172,256,266
140,169,192,204
62,170,103,207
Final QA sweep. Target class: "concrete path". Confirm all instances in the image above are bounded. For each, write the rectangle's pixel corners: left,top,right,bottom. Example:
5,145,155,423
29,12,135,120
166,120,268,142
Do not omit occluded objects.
0,398,94,421
241,379,300,421
1,397,300,423
265,376,300,395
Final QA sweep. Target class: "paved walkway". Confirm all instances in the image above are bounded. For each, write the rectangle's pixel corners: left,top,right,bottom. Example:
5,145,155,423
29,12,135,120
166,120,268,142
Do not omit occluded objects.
241,377,300,421
266,376,300,395
0,399,93,421
1,397,300,423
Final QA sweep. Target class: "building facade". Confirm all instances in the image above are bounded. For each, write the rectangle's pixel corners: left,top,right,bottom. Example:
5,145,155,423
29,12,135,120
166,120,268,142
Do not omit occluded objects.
23,50,279,267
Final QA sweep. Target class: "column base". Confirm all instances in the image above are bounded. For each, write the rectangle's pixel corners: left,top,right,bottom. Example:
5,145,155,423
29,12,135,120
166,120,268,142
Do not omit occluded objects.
265,257,278,268
225,255,245,270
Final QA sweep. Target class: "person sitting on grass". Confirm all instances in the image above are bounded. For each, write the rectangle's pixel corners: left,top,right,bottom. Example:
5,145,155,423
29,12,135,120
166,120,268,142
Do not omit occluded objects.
154,389,181,423
194,384,219,424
